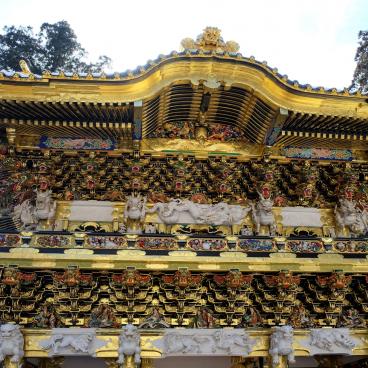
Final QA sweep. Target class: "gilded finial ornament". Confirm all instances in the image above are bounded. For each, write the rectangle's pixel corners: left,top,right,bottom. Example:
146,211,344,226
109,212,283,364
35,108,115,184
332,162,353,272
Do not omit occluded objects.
181,27,240,53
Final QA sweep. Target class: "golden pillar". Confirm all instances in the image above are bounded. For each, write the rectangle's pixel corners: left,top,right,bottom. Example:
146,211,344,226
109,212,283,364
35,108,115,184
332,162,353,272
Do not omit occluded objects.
39,357,64,368
141,358,154,368
272,356,288,368
230,357,259,368
3,357,23,368
104,358,119,368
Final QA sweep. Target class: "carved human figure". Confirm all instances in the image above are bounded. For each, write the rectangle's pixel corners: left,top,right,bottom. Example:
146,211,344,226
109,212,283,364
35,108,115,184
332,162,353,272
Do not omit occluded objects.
337,308,366,328
117,324,141,367
144,223,157,234
34,304,59,328
0,324,24,365
269,326,295,367
289,304,313,328
138,308,170,329
192,307,216,328
238,306,262,327
88,304,118,328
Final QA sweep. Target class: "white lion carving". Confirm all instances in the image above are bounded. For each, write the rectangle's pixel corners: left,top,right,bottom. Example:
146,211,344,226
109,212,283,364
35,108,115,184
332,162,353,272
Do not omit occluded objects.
0,324,24,365
251,194,276,235
310,329,356,352
269,326,295,367
41,333,94,355
117,324,141,366
213,330,255,355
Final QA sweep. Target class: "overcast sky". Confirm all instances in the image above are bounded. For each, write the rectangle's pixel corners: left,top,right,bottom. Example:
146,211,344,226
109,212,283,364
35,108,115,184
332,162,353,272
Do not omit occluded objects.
0,0,366,88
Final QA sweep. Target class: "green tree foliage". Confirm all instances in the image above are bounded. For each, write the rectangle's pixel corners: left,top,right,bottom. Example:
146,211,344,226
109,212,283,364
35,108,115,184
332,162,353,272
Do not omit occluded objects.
351,30,368,93
0,21,111,74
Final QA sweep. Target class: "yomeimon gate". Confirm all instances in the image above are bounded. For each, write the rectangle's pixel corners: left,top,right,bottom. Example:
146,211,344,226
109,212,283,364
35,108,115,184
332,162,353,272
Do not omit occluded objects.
0,27,368,368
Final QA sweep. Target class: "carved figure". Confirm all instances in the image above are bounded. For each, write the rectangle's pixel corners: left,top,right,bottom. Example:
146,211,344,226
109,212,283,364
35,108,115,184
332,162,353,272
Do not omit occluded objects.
309,329,356,352
41,333,94,354
164,333,209,354
88,304,118,328
148,199,250,228
144,223,157,234
13,190,56,230
289,304,312,328
34,189,56,221
251,194,276,235
117,324,141,366
124,193,147,233
269,326,295,367
147,199,196,225
213,330,255,355
34,304,59,328
238,306,263,327
337,308,366,328
240,225,253,236
138,308,170,328
335,198,366,236
192,307,216,328
0,324,24,365
13,199,38,230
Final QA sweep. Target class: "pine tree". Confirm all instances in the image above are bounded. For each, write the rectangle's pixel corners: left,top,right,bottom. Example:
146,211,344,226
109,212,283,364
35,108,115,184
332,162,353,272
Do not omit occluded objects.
351,30,368,93
0,21,111,74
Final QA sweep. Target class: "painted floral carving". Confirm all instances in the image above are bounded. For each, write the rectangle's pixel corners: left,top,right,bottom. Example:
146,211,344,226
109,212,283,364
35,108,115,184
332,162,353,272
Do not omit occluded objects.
317,272,352,290
112,268,151,289
162,269,202,289
264,271,300,290
54,269,92,288
213,270,253,289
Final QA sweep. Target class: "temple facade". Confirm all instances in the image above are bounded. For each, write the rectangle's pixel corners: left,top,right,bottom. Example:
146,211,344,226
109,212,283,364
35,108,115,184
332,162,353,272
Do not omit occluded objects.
0,27,368,368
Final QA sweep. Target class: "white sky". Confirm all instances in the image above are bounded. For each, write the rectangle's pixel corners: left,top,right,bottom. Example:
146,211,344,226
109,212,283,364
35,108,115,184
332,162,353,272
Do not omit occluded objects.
0,0,366,88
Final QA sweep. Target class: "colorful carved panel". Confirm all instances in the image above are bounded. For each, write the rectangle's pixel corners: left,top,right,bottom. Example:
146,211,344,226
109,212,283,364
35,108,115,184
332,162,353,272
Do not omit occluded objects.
281,146,353,161
0,234,21,247
187,238,227,251
34,235,71,247
87,236,127,249
238,239,275,252
207,123,245,141
148,121,195,139
39,137,115,150
136,237,178,250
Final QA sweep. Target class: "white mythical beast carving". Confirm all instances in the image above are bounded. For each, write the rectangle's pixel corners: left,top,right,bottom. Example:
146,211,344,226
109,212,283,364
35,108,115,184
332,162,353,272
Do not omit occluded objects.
269,326,295,367
13,199,38,230
0,324,24,365
117,324,141,366
34,189,56,221
163,333,204,354
309,329,356,352
251,194,276,235
335,198,367,236
147,199,250,228
41,333,94,355
13,190,56,230
124,193,147,233
213,330,255,355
